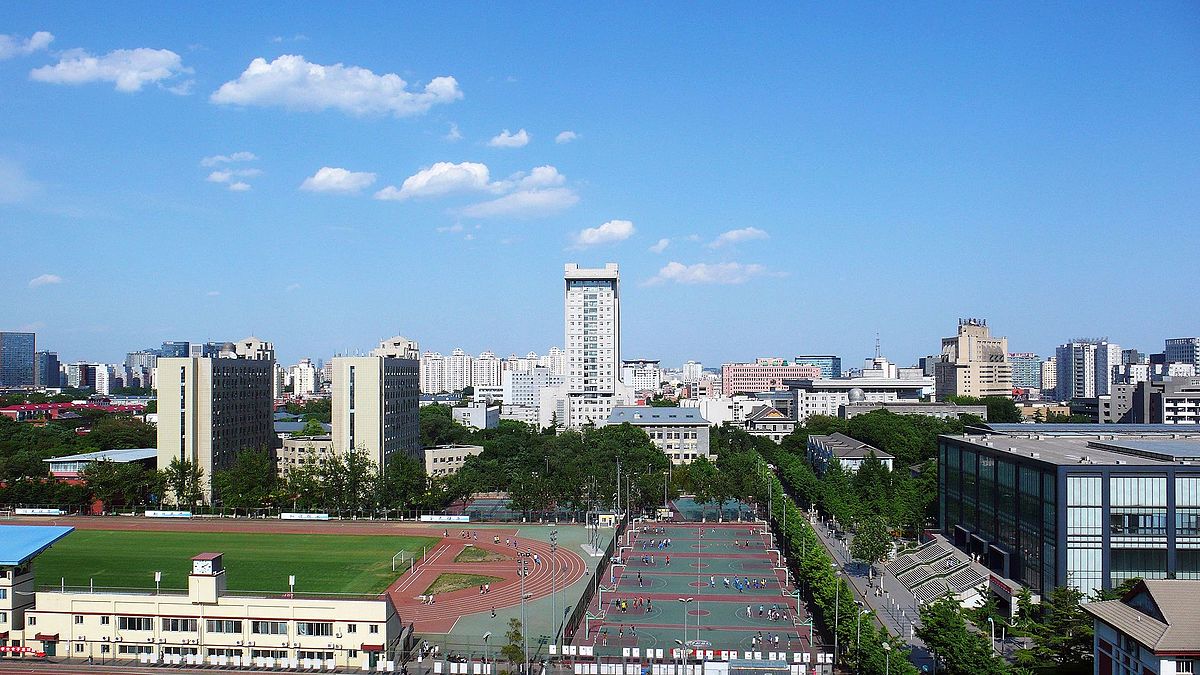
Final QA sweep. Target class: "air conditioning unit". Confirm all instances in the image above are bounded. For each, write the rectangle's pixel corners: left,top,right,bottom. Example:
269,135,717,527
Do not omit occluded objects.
282,641,288,647
147,637,154,643
336,633,342,638
236,640,243,646
158,638,166,643
115,637,122,642
102,637,110,642
248,641,255,646
292,642,299,648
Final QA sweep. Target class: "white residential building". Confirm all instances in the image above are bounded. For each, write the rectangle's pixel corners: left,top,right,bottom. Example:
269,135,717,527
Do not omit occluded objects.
289,358,318,397
445,348,473,393
94,364,115,395
419,351,446,394
682,360,704,384
1056,340,1121,400
1041,356,1057,395
1097,341,1122,397
542,346,567,376
472,351,502,388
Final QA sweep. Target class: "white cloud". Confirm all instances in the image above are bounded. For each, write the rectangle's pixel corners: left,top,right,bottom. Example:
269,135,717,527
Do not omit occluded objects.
459,187,578,219
206,166,261,191
436,224,464,233
0,159,41,204
516,165,565,189
649,238,670,254
574,220,635,247
286,283,302,292
30,47,191,92
555,130,579,144
28,273,62,288
445,122,463,142
709,226,768,248
300,167,377,194
201,151,258,167
211,55,462,117
646,261,769,285
206,290,221,297
488,128,530,148
0,31,53,60
375,161,578,218
375,161,492,201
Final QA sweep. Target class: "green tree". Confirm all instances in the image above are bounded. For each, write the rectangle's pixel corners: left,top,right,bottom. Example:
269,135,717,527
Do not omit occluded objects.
163,457,205,508
376,455,428,510
500,617,524,665
849,515,891,579
211,448,278,511
917,597,1009,675
292,418,326,437
1019,585,1092,671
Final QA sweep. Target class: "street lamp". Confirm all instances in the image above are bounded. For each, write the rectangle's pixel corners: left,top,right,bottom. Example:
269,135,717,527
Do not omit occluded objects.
855,607,870,675
987,617,996,655
678,597,694,646
483,632,491,666
832,564,841,667
881,641,891,675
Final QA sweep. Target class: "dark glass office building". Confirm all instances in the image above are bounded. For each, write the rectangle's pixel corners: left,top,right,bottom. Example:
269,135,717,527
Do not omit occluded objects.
939,425,1200,598
0,331,36,387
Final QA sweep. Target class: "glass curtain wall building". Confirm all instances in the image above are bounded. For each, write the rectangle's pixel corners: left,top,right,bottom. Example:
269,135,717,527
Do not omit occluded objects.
939,426,1200,598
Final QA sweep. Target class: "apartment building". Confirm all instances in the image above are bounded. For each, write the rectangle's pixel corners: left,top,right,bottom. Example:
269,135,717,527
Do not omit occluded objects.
934,319,1013,400
330,355,420,467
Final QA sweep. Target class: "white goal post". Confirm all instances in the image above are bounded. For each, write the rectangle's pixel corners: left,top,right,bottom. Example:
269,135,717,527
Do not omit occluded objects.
392,551,411,572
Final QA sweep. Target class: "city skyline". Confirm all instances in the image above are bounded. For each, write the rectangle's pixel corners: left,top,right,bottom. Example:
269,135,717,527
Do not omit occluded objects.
3,4,1198,367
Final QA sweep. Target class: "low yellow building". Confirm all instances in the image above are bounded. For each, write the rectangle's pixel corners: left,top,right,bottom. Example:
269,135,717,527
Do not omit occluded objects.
23,552,403,669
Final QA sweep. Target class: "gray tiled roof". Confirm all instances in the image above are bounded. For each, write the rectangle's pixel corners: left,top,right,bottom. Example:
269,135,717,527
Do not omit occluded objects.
1084,580,1200,652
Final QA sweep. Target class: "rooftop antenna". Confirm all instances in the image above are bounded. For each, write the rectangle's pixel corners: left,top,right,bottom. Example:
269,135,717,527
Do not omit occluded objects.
875,333,881,359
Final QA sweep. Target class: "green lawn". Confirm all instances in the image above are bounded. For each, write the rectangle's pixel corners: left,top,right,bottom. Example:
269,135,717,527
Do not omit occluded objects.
454,545,510,563
35,530,438,595
423,573,504,596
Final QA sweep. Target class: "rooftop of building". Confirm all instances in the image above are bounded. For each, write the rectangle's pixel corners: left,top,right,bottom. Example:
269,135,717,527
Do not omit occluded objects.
784,377,931,390
608,406,708,425
43,447,157,464
273,421,332,434
1083,580,1200,653
0,525,74,567
946,426,1200,467
809,432,894,459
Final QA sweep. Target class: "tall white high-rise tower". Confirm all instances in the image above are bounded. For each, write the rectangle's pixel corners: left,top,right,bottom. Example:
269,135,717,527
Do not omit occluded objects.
546,263,632,428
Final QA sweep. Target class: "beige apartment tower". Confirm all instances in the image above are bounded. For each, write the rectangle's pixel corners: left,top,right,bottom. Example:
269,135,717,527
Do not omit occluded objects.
330,356,419,467
155,354,275,500
935,318,1013,400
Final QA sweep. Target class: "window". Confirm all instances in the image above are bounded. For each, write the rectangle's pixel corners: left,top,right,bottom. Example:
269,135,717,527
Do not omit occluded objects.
100,644,110,654
205,619,243,634
74,615,84,625
118,616,153,631
349,649,359,659
0,612,7,623
252,649,288,659
346,624,357,634
164,647,199,656
1177,662,1195,675
298,650,334,661
74,643,85,654
0,589,6,599
369,624,379,634
296,622,332,637
118,645,154,655
205,648,239,657
252,620,287,635
163,618,198,632
100,616,110,625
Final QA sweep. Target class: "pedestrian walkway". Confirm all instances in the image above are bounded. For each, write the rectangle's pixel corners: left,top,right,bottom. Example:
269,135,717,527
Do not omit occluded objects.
805,507,935,670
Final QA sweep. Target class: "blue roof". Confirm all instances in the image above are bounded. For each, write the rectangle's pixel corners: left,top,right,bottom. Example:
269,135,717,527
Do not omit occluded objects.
43,448,157,464
0,525,74,566
608,406,709,425
274,421,331,434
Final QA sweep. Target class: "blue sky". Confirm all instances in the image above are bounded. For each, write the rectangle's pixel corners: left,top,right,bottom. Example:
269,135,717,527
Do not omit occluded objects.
2,3,1198,367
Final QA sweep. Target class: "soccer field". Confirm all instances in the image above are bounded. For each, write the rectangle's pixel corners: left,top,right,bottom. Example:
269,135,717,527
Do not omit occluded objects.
34,530,439,595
